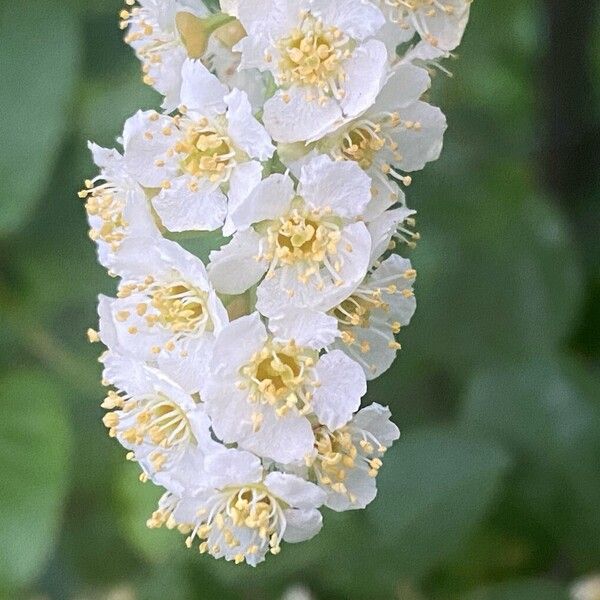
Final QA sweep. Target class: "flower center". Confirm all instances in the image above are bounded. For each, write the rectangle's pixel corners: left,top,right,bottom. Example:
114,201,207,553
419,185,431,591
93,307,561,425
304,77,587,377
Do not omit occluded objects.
185,485,287,563
239,341,317,418
341,125,386,169
310,425,387,500
276,13,352,99
149,281,210,334
102,391,194,471
174,118,237,184
263,207,343,281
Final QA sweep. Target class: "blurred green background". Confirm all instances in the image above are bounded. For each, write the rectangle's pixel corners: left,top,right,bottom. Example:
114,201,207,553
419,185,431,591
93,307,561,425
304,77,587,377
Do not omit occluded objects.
1,1,599,599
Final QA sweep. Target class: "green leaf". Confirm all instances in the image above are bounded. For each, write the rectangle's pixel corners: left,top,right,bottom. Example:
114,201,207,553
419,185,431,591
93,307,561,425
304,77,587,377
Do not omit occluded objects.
0,0,80,236
466,579,569,600
460,357,600,566
0,371,72,591
115,461,184,564
369,428,512,579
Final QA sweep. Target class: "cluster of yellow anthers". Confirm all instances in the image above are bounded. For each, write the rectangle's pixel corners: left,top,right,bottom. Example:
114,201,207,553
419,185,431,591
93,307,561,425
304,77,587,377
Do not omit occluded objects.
85,0,472,566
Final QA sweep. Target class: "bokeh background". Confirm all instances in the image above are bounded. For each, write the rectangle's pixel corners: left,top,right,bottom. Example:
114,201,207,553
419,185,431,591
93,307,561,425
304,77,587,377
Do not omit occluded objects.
1,1,599,599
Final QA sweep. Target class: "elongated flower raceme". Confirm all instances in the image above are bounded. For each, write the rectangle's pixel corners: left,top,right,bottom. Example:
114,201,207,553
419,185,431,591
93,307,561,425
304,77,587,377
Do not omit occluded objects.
83,0,473,566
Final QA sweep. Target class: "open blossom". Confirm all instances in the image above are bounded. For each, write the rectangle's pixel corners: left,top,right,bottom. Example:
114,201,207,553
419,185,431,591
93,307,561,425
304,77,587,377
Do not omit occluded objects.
234,0,389,143
86,0,473,567
209,154,373,316
97,237,228,392
101,356,218,494
279,63,446,221
375,0,472,53
123,59,274,233
80,143,158,269
203,312,367,464
150,448,326,565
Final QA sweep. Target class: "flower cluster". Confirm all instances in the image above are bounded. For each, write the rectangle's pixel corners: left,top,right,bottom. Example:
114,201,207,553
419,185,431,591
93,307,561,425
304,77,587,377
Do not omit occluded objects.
83,0,472,566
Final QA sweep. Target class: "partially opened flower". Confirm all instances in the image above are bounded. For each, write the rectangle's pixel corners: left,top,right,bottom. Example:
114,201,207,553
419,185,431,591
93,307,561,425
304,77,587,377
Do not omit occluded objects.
97,237,228,391
209,155,373,316
149,448,326,566
121,0,215,110
203,312,367,464
234,0,389,143
307,403,400,510
331,254,417,379
375,0,473,53
278,63,446,220
80,143,158,269
123,60,274,232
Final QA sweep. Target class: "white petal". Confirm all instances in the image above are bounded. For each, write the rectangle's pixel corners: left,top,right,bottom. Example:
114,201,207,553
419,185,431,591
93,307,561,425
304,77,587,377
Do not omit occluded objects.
372,63,431,112
179,59,228,115
263,87,343,144
211,312,268,374
265,472,326,509
204,447,263,488
391,101,447,172
241,412,314,463
225,88,275,160
229,172,295,230
325,467,377,511
312,350,366,430
208,230,267,294
353,403,400,448
123,111,176,187
224,161,265,236
340,40,389,120
415,0,471,51
269,307,339,349
282,508,323,543
236,0,299,38
152,178,227,232
310,0,385,40
367,206,415,265
299,154,371,218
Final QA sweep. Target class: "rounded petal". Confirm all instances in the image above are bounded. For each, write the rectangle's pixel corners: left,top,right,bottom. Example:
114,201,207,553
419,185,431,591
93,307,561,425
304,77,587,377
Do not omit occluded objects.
353,403,400,449
299,154,371,218
152,178,227,232
224,161,265,236
265,472,326,509
229,173,295,230
312,350,366,430
372,63,431,112
180,59,228,115
340,40,389,120
269,307,339,349
204,447,263,488
225,88,275,160
310,0,385,40
241,412,315,463
282,508,323,543
263,87,342,144
392,101,447,172
208,230,267,294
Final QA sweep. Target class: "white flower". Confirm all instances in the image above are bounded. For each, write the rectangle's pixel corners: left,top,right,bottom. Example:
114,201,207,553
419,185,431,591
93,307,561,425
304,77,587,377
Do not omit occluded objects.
121,0,212,110
80,143,158,269
123,60,274,233
209,154,373,316
149,447,326,566
307,403,399,510
571,575,600,600
375,0,472,53
331,254,417,379
97,237,228,392
279,63,446,221
234,0,389,143
101,358,218,495
203,313,367,464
